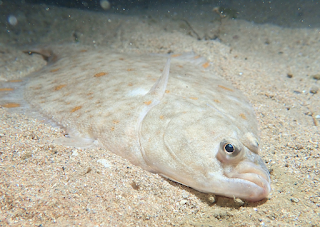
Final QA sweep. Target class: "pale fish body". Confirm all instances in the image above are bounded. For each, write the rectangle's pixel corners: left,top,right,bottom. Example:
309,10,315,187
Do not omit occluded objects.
0,45,271,201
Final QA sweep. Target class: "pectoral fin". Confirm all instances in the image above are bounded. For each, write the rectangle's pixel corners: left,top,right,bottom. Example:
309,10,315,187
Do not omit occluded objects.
146,58,170,101
135,58,171,170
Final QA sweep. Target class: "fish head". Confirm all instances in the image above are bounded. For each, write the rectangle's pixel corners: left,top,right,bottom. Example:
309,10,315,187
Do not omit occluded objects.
212,132,271,202
148,111,271,202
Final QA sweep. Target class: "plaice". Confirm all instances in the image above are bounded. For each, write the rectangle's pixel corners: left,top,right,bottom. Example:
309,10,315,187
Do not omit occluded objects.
0,45,271,201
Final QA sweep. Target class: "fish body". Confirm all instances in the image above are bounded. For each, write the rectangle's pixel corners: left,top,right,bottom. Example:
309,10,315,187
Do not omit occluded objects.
1,45,271,201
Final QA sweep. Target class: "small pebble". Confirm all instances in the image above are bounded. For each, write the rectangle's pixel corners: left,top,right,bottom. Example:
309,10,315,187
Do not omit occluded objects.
97,159,111,168
314,115,320,125
310,85,319,94
130,181,140,190
71,149,79,156
182,194,189,199
208,195,216,204
234,197,245,206
287,73,293,78
290,197,299,203
85,167,92,174
311,74,320,80
180,199,188,205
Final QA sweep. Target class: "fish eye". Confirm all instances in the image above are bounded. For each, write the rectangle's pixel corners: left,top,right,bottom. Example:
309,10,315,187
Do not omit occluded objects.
224,144,235,153
220,140,241,157
217,139,243,162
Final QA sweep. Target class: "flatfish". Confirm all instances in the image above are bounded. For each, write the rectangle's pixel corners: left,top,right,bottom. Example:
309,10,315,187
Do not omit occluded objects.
0,45,271,201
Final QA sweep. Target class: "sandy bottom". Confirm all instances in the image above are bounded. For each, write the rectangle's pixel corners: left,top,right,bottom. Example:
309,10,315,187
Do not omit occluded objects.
0,2,319,226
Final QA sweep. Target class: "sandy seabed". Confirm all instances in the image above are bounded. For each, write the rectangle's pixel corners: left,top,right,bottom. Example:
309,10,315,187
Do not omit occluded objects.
0,1,319,226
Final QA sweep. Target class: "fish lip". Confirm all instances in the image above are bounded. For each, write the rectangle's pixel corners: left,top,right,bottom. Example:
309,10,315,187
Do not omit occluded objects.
235,171,271,193
239,164,270,185
226,162,271,199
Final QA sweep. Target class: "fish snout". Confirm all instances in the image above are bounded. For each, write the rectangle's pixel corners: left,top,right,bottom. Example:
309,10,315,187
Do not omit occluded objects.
226,161,271,201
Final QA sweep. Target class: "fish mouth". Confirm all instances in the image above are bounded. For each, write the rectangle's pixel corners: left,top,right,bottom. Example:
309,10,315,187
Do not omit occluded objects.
226,161,271,200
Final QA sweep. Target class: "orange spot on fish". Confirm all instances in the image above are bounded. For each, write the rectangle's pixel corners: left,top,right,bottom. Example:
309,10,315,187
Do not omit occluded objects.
218,85,234,92
178,65,183,68
194,55,201,59
171,54,181,58
2,103,20,108
128,83,133,86
111,126,115,131
54,84,67,91
50,68,60,72
94,72,108,77
239,113,246,119
214,99,220,103
202,62,210,68
0,88,14,91
165,90,170,93
190,97,198,100
71,106,82,112
159,115,164,120
113,120,119,124
144,100,152,105
127,68,134,71
8,79,22,83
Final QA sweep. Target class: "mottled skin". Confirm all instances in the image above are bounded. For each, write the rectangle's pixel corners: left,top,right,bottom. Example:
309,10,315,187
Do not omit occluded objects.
1,45,271,201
